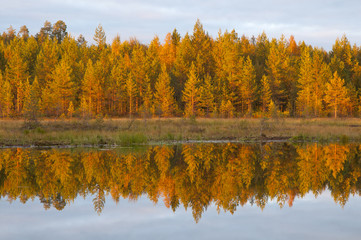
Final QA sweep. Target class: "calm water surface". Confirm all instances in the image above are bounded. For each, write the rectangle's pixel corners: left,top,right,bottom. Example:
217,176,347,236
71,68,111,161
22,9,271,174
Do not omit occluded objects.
1,142,361,239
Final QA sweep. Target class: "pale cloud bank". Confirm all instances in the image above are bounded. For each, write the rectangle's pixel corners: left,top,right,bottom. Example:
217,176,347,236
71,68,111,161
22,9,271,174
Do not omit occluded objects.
1,0,361,50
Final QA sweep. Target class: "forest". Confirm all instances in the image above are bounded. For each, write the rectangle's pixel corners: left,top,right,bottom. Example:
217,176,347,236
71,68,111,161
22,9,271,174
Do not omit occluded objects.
0,19,360,119
0,143,359,222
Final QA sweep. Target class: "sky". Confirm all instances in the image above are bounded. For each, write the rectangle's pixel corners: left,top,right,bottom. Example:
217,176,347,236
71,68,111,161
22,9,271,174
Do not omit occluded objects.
1,0,361,50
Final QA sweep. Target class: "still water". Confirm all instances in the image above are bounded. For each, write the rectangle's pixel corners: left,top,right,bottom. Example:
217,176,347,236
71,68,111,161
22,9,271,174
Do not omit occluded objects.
1,142,361,239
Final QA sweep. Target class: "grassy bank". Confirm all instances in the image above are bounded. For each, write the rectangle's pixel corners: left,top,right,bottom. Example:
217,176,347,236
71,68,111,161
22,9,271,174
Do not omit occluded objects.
1,118,361,146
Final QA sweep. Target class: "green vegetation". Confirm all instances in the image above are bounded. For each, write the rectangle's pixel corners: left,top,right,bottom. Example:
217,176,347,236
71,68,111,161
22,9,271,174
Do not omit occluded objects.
1,118,361,146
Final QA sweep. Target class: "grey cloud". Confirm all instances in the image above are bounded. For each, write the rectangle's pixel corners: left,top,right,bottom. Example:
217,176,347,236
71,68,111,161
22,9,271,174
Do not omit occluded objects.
1,0,361,50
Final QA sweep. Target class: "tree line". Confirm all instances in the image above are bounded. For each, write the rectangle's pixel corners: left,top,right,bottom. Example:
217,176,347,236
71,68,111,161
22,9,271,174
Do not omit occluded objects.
0,19,360,119
0,143,359,222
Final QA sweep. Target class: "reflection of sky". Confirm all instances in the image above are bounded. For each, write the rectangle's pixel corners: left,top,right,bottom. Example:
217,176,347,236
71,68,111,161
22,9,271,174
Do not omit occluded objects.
1,190,361,240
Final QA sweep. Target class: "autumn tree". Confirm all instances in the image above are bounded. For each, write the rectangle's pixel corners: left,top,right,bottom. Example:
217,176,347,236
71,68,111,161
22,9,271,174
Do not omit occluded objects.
126,72,137,118
297,47,314,116
213,30,240,110
130,44,146,112
183,63,200,117
107,61,125,115
1,20,361,119
266,36,293,113
81,59,102,116
159,32,177,71
1,80,13,117
310,50,331,116
173,33,193,102
35,38,59,88
140,75,153,116
191,19,214,79
93,24,106,44
259,75,272,114
36,21,53,43
154,65,177,117
330,35,352,84
52,20,67,43
18,25,29,40
146,36,161,85
5,42,29,115
41,57,74,116
324,72,350,118
198,74,215,116
23,78,41,124
238,56,256,115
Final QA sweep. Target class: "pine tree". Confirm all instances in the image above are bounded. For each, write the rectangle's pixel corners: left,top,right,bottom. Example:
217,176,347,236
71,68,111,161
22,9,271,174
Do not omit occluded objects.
260,75,272,114
213,30,240,109
183,63,200,117
2,80,14,118
21,79,30,116
269,100,278,118
131,44,146,112
311,50,330,116
297,47,313,116
109,61,127,115
36,20,53,43
93,24,106,47
266,37,290,111
126,72,137,118
146,36,161,84
199,74,215,116
191,19,214,79
324,72,350,118
5,46,29,115
79,96,89,118
154,65,176,117
240,34,256,57
239,56,256,115
159,32,177,71
35,38,59,88
67,101,74,118
220,100,234,118
173,33,193,101
42,58,74,116
82,60,102,116
19,25,29,40
52,20,67,43
330,35,352,83
141,75,153,117
0,71,3,117
23,78,40,123
93,60,107,115
23,37,39,80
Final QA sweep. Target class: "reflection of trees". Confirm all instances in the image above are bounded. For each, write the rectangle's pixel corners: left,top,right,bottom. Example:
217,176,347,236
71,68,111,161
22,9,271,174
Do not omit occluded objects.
1,143,361,222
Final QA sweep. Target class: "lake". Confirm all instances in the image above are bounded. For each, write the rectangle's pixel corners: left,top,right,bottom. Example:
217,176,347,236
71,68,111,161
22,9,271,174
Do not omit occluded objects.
1,142,361,239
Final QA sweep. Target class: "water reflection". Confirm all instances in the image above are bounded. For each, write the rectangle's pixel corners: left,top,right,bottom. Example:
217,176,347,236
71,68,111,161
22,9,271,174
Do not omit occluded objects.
0,143,360,222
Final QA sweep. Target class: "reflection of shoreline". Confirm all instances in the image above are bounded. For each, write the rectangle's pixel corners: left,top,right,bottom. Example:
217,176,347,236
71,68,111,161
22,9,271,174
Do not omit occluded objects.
0,142,359,222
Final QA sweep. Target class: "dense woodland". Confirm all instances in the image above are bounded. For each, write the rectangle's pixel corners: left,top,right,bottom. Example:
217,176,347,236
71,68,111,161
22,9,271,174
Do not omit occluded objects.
1,20,361,119
0,143,359,222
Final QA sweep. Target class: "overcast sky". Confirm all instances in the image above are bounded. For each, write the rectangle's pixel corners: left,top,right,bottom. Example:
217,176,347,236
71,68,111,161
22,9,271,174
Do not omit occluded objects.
1,0,360,50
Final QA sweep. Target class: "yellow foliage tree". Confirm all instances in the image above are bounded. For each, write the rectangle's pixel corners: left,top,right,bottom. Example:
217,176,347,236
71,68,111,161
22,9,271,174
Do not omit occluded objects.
183,63,200,117
154,65,176,117
324,72,350,118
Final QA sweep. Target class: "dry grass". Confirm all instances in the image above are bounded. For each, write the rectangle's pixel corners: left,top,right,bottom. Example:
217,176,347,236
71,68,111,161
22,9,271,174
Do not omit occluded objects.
1,117,361,146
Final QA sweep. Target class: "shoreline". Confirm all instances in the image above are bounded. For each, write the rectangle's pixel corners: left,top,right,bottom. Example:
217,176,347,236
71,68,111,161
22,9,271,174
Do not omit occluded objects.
0,118,360,147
